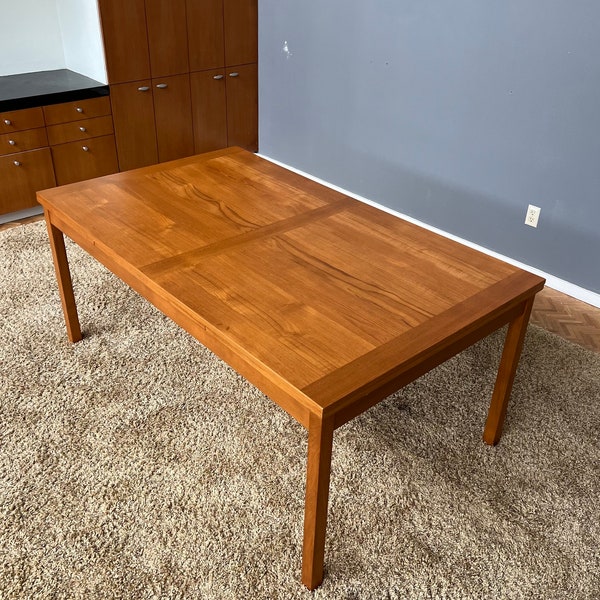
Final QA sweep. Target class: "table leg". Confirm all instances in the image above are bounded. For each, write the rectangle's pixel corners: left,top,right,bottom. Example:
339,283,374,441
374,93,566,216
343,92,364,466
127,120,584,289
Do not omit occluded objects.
45,215,82,343
483,296,535,445
301,413,334,590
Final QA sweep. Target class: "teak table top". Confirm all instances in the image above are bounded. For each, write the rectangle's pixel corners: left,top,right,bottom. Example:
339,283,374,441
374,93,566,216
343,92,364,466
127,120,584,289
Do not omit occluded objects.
38,147,545,589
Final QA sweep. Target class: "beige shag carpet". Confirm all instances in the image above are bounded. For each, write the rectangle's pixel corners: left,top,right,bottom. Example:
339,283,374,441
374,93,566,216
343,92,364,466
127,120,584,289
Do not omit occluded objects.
1,221,599,599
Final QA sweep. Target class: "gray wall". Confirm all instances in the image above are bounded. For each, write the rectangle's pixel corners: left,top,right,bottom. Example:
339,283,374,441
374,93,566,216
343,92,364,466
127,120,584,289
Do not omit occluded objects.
258,1,600,294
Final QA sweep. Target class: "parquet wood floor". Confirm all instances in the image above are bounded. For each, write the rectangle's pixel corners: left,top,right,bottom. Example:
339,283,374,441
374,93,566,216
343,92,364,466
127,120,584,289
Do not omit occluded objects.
1,215,598,354
531,287,600,353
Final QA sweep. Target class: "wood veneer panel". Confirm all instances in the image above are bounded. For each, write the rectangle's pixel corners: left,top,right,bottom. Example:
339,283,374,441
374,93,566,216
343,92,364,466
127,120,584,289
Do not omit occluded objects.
187,0,225,71
152,74,194,163
0,148,55,214
97,0,151,84
109,81,158,171
190,69,228,153
226,63,257,151
145,0,190,77
224,0,258,66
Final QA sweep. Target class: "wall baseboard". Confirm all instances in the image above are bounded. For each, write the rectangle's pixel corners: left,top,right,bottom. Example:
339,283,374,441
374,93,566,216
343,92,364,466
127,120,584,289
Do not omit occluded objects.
259,153,600,309
0,206,43,225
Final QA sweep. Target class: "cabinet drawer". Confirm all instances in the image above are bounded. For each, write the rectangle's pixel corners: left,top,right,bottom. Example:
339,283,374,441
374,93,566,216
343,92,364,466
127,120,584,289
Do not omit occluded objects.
0,127,48,156
0,148,56,215
43,96,112,125
51,134,118,185
0,107,45,134
46,115,114,146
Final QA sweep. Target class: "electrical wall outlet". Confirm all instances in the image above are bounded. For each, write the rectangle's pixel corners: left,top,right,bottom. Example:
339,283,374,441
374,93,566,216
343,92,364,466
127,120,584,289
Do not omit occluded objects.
525,204,541,228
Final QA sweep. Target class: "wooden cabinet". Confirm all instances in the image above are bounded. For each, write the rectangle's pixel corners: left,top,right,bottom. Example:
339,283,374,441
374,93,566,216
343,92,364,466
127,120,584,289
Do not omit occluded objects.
152,74,194,163
97,0,151,84
190,63,257,153
51,135,118,186
46,116,114,146
98,0,258,170
188,1,258,153
223,0,258,67
1,128,48,156
190,69,227,154
0,148,55,215
43,96,112,125
186,0,225,72
1,107,55,215
110,75,194,171
187,0,257,70
109,81,158,171
46,97,118,186
1,107,45,134
145,0,189,78
0,97,118,215
224,63,258,150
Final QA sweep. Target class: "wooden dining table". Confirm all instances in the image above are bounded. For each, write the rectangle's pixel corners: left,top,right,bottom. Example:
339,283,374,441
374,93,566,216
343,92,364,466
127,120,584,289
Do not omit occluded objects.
37,147,545,589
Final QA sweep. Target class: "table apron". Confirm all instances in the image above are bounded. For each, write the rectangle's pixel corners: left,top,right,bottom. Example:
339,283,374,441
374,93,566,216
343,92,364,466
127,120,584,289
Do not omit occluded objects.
330,299,530,429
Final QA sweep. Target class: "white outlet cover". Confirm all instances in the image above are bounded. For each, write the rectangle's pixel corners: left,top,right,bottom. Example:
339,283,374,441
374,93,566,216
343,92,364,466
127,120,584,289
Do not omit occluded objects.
525,205,541,227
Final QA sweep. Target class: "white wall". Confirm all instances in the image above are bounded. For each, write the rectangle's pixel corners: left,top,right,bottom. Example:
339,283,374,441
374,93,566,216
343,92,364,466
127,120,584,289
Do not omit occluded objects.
0,0,64,75
0,0,106,82
57,0,107,83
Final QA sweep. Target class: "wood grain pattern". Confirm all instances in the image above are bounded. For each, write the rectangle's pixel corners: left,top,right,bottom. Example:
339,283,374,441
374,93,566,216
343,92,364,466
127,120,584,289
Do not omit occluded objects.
50,135,118,186
0,107,45,134
109,81,159,171
42,97,112,126
46,116,114,146
0,127,48,157
0,148,55,214
145,0,189,78
97,0,151,84
37,147,545,589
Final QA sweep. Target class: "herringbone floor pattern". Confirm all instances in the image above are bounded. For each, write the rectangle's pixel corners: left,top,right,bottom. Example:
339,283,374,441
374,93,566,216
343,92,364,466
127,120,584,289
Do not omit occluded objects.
1,215,599,354
531,287,600,353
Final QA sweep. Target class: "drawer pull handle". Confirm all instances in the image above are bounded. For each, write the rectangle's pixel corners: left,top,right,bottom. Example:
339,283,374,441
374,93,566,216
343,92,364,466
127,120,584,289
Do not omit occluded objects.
3,119,11,125
79,126,87,132
76,107,84,113
13,160,21,166
8,140,16,146
82,145,89,152
137,86,150,92
213,74,224,80
156,83,168,89
229,72,239,77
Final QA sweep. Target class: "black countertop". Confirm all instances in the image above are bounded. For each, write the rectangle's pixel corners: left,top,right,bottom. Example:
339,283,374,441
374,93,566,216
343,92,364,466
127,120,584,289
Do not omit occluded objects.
0,69,109,112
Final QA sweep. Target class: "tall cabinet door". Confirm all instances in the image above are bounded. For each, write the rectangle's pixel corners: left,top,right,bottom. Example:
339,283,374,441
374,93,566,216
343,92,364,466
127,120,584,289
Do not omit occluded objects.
226,63,258,151
152,74,195,163
110,81,158,171
145,0,190,77
190,69,228,154
224,0,258,66
97,0,151,84
187,0,225,72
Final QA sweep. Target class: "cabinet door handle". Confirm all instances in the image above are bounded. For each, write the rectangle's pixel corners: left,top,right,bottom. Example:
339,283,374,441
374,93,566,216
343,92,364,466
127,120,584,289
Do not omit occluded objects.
13,160,21,166
82,146,89,152
76,107,84,113
3,119,11,125
8,139,16,146
137,86,150,92
156,83,168,89
79,126,87,132
229,72,239,77
213,74,224,80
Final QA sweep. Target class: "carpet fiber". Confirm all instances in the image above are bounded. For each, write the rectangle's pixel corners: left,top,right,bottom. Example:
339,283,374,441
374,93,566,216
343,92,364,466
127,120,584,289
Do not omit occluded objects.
1,222,599,599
